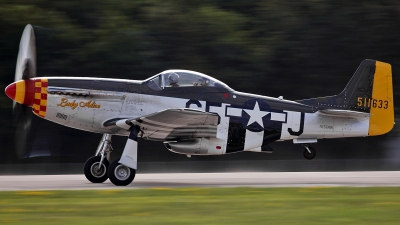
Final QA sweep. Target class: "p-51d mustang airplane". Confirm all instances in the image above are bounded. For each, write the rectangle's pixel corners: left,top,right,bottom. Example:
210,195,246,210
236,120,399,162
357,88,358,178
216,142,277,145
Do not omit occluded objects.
5,25,394,186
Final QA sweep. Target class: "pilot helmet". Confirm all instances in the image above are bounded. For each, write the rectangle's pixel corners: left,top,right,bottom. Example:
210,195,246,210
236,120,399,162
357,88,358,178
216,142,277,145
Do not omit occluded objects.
168,73,179,85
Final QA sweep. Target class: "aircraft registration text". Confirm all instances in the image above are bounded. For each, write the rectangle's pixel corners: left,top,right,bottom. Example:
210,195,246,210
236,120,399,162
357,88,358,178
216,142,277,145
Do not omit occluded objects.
357,97,388,109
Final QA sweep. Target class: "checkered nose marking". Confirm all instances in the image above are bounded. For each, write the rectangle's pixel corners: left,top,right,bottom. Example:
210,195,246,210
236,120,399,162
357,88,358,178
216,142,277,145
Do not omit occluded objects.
32,78,48,118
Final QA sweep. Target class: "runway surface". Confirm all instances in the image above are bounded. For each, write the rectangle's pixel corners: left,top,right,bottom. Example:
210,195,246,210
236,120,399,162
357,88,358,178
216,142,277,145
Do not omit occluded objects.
0,171,399,191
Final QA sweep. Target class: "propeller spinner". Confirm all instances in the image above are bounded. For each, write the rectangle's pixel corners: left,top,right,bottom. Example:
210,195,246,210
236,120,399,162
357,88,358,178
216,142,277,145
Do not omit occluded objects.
5,79,35,106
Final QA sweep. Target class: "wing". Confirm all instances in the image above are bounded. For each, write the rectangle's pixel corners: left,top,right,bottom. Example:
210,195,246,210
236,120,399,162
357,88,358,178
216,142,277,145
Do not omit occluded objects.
112,109,219,141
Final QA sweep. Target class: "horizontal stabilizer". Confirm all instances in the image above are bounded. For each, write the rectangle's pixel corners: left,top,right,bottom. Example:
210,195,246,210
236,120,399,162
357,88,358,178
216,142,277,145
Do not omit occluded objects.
318,109,371,118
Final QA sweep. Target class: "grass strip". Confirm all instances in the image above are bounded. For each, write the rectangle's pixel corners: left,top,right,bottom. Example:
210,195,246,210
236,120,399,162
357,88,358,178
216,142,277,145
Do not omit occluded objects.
0,187,400,224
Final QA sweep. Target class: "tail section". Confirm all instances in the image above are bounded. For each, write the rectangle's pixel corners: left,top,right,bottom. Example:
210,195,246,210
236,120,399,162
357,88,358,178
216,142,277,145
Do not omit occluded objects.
298,59,394,136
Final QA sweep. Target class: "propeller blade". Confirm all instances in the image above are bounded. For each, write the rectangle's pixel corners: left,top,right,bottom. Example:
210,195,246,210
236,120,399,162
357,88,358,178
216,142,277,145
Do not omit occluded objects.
12,104,32,159
15,24,36,81
11,24,37,159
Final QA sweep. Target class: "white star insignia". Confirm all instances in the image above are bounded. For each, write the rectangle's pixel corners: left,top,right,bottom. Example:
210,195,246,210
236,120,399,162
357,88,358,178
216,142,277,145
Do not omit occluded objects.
243,101,270,128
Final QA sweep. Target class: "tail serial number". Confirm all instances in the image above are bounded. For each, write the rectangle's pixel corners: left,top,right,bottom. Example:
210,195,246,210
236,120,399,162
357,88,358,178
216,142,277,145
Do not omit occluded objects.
357,97,388,109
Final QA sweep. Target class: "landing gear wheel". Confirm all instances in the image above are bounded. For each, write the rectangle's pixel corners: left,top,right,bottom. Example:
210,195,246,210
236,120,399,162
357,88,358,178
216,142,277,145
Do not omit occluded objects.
84,156,110,183
108,159,136,186
303,146,316,160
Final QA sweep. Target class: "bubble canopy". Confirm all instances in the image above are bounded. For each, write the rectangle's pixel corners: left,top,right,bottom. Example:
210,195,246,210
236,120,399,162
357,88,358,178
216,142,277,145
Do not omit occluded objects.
144,69,233,92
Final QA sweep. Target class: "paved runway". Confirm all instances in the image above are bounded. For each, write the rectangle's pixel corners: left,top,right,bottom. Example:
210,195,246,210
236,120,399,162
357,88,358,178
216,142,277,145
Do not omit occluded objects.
0,171,399,191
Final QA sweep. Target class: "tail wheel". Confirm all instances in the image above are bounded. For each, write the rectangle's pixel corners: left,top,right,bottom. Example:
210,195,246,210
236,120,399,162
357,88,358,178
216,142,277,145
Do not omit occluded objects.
108,159,136,186
84,156,109,183
303,146,316,160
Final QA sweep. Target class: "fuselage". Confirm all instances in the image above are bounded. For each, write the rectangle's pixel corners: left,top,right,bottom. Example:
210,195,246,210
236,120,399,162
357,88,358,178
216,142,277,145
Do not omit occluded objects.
28,75,369,154
5,69,376,156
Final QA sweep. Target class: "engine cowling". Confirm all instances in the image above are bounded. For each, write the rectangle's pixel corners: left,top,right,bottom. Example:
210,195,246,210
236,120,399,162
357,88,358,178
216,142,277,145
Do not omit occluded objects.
164,138,226,155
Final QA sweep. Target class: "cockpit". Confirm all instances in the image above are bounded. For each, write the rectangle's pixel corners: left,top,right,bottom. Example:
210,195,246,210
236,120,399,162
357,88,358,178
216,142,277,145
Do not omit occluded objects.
145,70,232,92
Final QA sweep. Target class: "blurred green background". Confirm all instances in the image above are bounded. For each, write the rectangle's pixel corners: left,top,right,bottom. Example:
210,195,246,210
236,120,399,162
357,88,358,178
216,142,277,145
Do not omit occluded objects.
0,0,399,172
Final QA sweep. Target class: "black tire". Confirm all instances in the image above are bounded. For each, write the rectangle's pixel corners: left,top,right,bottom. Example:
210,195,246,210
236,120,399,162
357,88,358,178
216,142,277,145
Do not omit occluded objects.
303,147,316,160
84,156,110,183
108,159,136,186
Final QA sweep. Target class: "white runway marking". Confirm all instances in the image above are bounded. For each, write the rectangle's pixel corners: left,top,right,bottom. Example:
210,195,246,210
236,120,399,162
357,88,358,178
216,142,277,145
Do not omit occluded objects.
0,171,399,191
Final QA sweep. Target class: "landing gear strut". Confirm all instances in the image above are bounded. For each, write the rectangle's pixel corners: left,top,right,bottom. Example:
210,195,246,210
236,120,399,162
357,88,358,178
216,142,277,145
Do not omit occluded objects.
107,127,140,186
84,134,113,183
303,144,316,160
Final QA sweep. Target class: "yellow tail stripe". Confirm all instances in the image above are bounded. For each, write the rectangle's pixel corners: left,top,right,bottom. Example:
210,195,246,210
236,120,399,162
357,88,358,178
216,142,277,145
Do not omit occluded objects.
14,80,25,104
368,61,394,136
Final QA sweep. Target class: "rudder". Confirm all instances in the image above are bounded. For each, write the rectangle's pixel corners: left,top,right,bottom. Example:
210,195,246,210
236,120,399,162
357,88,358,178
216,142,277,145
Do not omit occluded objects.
367,61,394,135
345,60,394,135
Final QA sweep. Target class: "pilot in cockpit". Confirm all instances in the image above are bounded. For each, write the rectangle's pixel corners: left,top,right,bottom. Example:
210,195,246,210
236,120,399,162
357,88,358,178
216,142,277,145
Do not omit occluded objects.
168,73,179,87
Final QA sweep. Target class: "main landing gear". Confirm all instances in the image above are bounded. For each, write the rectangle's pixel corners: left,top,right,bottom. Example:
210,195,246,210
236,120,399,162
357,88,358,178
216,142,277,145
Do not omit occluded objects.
302,144,316,160
83,133,136,186
108,160,136,186
84,155,110,183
